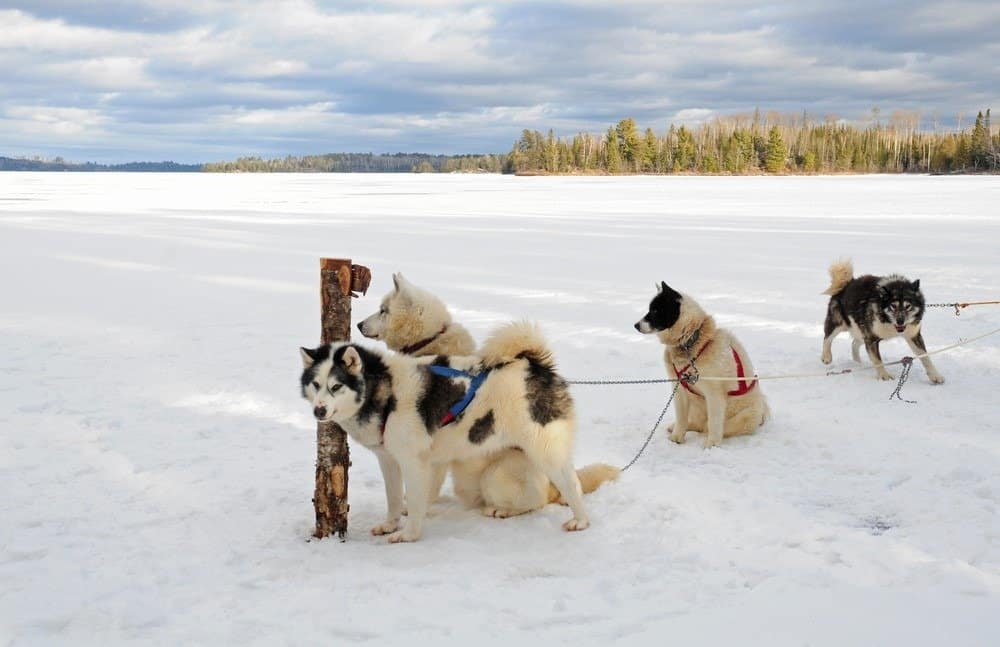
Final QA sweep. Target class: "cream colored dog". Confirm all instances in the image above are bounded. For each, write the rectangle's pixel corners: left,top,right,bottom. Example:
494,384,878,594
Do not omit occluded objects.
358,273,617,518
300,323,592,542
635,281,770,448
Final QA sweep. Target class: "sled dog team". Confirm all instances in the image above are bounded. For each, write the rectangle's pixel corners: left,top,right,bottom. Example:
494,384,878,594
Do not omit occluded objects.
299,260,943,543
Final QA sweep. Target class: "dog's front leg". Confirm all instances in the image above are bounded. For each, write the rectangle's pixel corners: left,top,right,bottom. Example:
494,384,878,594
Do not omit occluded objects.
703,391,727,449
905,331,944,384
387,454,431,543
865,338,894,380
371,449,405,536
669,390,690,443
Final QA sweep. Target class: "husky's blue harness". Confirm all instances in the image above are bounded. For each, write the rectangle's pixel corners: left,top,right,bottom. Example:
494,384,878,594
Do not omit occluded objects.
427,365,491,426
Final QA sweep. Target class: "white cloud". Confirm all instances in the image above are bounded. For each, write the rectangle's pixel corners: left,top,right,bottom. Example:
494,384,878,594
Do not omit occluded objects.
0,1,996,161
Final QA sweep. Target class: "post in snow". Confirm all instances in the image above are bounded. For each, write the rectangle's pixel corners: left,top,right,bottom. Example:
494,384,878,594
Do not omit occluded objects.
313,257,371,540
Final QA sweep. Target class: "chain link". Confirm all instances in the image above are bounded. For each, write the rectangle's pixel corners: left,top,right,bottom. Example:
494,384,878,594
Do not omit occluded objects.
926,302,962,316
620,382,681,472
888,357,916,403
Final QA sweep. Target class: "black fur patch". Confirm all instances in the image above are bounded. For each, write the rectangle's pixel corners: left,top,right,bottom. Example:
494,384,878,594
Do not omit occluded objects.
468,410,495,444
432,355,450,367
642,282,683,331
417,369,466,432
827,274,925,338
337,345,392,425
299,344,331,394
524,359,572,425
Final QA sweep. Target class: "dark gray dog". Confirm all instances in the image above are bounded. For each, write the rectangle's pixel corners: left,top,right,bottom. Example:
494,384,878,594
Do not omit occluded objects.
821,260,944,383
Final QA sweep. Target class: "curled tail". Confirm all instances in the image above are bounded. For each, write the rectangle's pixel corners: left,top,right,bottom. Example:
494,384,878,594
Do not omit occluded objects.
823,259,854,296
479,321,554,369
548,463,619,503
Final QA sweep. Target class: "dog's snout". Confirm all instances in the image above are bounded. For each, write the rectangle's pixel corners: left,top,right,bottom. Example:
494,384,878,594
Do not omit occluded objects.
313,405,327,419
356,321,364,333
634,322,642,331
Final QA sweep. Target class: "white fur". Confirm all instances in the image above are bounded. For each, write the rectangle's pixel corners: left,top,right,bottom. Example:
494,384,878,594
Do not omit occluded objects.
359,275,617,520
302,324,592,543
638,290,770,449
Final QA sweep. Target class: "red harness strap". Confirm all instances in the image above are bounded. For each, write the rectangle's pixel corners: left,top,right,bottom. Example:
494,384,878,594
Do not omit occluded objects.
672,343,757,397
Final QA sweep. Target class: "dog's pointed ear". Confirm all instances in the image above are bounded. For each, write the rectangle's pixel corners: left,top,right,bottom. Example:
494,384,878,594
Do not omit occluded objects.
341,346,363,375
912,279,920,291
393,272,408,294
660,281,681,300
300,347,317,368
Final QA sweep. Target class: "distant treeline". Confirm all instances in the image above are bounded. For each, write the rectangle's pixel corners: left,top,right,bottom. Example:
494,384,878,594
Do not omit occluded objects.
202,152,504,173
6,108,998,175
0,156,201,172
506,109,999,175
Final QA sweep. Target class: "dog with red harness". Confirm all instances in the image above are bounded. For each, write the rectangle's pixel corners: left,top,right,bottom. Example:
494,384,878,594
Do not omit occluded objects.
635,282,771,449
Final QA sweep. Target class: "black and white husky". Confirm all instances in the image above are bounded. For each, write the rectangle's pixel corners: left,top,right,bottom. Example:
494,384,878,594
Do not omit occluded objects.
821,260,944,383
299,322,591,543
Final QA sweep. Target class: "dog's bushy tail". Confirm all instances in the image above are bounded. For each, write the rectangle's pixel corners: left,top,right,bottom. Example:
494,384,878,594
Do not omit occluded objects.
548,463,619,503
479,321,554,369
823,259,854,296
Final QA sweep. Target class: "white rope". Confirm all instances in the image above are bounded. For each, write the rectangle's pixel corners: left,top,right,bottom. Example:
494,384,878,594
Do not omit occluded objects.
572,325,1000,384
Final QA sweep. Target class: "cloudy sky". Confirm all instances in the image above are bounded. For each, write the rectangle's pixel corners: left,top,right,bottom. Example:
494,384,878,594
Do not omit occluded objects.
1,0,998,163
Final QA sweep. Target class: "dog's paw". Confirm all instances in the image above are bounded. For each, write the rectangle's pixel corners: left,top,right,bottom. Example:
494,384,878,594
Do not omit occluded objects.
820,352,832,365
876,371,895,381
481,506,517,519
386,528,420,544
370,519,400,536
669,429,687,444
562,518,590,532
929,373,945,385
702,437,722,449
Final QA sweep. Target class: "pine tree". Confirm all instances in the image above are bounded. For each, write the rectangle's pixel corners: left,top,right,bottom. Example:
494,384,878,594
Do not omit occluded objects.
674,126,695,171
604,127,622,173
615,118,640,171
971,111,990,169
642,127,658,172
765,126,787,173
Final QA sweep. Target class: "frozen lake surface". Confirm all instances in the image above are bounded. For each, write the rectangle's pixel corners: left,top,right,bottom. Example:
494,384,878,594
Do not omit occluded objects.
2,173,999,645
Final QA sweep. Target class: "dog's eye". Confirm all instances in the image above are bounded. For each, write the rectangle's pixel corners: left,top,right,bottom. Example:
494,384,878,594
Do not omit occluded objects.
330,384,343,393
379,306,388,315
311,381,319,389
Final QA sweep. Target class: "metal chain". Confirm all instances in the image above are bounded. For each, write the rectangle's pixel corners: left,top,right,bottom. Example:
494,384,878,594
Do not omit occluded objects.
888,357,916,404
926,302,963,316
621,381,681,472
568,378,671,385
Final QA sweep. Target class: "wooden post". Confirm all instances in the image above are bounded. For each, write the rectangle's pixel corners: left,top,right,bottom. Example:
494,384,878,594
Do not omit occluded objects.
313,257,371,540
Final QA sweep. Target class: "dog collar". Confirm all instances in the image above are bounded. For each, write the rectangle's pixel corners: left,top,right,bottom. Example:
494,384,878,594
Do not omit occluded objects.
400,325,448,355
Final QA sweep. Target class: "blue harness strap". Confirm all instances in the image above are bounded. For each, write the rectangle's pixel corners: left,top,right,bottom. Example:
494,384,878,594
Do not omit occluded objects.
427,365,491,426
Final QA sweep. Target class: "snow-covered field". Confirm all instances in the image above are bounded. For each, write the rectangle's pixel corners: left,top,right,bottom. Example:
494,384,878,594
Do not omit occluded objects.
2,173,999,646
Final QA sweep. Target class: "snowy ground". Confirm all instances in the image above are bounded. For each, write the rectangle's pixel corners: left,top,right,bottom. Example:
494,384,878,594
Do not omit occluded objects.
1,173,999,646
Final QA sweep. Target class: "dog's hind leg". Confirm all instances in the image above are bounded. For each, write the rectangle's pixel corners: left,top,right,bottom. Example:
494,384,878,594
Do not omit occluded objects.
905,331,944,384
821,308,845,365
521,420,590,531
723,405,764,438
479,450,549,518
851,338,863,363
864,338,894,380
